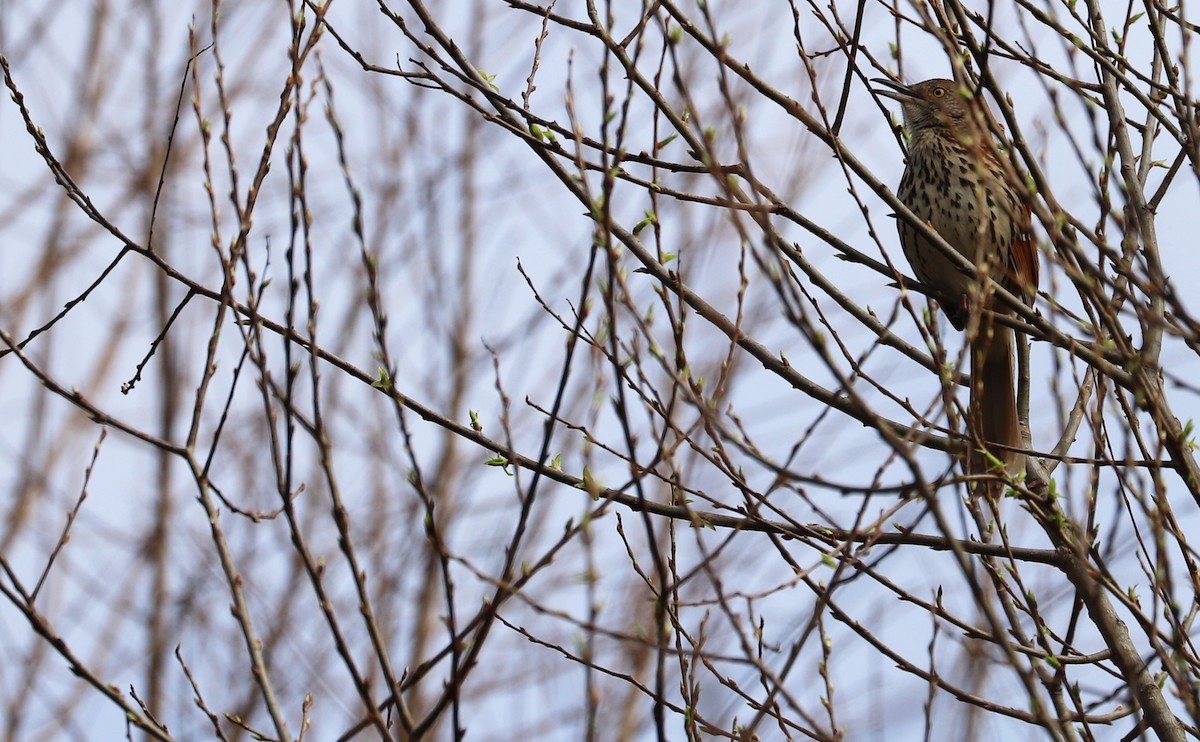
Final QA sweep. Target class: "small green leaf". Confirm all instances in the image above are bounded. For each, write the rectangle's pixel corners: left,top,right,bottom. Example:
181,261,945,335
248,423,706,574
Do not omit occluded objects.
530,123,556,143
632,210,657,235
479,70,500,92
485,455,512,475
371,367,393,392
580,467,601,500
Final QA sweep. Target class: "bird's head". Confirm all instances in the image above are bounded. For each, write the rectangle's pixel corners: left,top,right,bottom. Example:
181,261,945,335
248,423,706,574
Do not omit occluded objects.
873,78,974,135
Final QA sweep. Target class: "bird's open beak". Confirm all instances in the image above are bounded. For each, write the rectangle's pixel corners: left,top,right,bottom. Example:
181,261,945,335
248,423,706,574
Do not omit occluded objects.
871,77,917,104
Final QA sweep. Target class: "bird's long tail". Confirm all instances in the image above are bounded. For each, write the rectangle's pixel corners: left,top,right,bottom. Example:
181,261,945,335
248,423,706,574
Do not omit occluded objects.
968,319,1023,483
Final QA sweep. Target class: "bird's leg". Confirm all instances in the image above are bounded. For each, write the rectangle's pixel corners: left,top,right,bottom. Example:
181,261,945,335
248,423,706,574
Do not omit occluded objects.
958,292,972,326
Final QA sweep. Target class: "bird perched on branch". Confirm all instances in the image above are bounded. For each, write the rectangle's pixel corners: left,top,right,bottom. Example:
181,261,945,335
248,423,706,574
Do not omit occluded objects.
872,77,1039,478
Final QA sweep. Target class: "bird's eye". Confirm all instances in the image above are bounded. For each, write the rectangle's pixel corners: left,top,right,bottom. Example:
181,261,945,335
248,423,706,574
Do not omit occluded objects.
932,87,946,98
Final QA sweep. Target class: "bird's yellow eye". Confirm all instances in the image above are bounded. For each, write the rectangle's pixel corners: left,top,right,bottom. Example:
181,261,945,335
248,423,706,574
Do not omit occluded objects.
932,87,946,98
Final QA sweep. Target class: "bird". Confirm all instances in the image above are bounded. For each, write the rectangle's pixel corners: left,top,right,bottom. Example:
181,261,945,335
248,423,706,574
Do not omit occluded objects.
872,77,1039,478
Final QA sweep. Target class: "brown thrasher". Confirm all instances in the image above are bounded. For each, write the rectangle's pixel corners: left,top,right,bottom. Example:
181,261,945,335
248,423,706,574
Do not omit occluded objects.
873,77,1039,476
